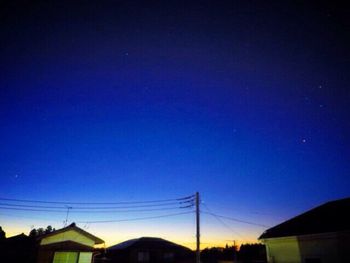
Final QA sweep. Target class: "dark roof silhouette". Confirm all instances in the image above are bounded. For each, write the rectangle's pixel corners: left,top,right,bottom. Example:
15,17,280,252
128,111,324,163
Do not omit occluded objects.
108,237,191,251
38,223,104,245
5,233,29,241
259,197,350,239
2,233,34,246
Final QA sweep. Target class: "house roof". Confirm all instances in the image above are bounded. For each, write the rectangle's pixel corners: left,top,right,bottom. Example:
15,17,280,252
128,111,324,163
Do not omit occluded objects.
38,223,104,245
6,233,29,241
2,233,33,244
259,197,350,239
108,237,191,251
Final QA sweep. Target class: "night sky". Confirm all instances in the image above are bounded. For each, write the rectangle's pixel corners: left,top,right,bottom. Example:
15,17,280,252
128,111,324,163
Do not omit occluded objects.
1,0,349,248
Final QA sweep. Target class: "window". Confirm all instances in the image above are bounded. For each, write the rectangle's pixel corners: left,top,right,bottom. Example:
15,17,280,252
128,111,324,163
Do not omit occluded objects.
53,252,78,263
78,252,93,263
52,252,93,263
137,251,150,262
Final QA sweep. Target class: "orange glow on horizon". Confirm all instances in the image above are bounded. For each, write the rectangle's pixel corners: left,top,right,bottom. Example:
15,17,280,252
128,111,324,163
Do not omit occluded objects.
1,216,262,251
2,224,259,250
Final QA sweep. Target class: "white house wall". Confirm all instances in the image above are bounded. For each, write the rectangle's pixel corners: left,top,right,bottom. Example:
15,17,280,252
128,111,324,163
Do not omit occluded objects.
263,232,350,263
298,233,339,263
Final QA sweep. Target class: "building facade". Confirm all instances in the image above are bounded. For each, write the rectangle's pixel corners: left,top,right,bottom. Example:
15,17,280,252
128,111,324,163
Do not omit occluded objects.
259,198,350,263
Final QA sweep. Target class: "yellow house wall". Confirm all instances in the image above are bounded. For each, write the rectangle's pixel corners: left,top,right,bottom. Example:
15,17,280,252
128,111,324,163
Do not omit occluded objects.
40,229,95,247
264,237,301,263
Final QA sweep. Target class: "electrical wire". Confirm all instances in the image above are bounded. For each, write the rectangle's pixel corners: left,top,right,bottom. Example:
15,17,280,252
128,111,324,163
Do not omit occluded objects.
0,206,68,213
0,194,195,214
0,212,63,222
0,201,193,210
0,195,195,205
77,211,195,224
202,211,270,228
202,203,246,240
0,205,193,213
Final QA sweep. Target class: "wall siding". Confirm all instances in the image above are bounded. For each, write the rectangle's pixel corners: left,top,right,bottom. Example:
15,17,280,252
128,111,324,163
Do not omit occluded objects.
40,230,95,247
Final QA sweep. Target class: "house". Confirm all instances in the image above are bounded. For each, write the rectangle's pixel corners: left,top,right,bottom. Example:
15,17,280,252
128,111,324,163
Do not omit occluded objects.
105,237,194,263
0,232,37,263
37,223,105,263
259,197,350,263
0,223,104,263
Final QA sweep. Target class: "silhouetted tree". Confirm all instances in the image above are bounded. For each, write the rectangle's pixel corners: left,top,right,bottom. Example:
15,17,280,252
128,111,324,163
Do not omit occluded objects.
37,228,45,236
201,245,236,263
29,225,55,237
238,243,266,263
29,228,38,237
0,226,6,239
45,225,55,234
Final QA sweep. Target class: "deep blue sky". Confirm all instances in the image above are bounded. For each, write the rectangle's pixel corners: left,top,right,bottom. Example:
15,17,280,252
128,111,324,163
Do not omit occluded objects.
0,0,349,246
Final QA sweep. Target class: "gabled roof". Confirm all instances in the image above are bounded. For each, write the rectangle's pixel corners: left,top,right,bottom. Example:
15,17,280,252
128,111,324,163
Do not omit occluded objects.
108,237,191,251
38,223,104,245
259,197,350,239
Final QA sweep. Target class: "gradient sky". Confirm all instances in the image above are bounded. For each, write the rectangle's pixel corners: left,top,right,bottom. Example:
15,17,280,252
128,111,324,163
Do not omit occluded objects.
1,0,349,249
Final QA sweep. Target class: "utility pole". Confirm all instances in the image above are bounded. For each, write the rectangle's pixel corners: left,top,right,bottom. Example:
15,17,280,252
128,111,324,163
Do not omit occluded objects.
226,239,238,262
196,192,200,263
233,240,237,263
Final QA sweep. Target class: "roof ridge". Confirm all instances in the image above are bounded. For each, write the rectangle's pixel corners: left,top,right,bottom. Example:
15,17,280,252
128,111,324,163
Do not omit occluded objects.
37,223,104,244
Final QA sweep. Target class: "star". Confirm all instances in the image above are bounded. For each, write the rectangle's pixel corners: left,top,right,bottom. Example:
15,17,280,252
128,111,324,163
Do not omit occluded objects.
302,139,306,143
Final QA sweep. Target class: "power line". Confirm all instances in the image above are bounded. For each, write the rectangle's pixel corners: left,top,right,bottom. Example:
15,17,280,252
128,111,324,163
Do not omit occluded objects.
0,206,69,213
0,212,63,222
205,201,283,217
202,203,246,240
0,195,194,205
77,211,195,224
0,206,193,213
202,211,270,228
0,194,195,217
0,201,193,210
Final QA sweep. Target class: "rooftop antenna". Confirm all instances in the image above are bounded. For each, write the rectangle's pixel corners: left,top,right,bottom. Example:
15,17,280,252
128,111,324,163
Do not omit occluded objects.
64,206,72,227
